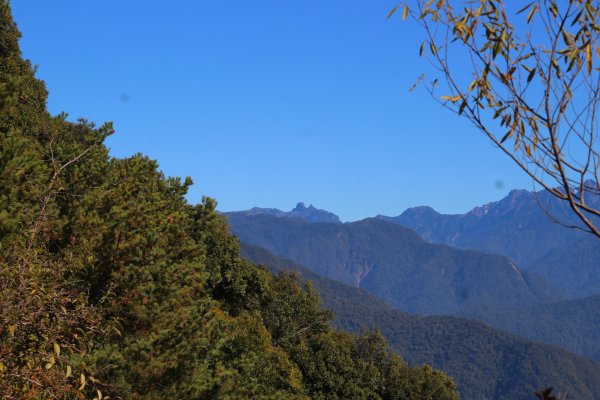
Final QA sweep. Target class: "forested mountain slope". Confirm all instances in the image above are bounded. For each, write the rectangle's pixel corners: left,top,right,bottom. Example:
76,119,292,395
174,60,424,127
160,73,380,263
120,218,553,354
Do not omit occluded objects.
227,214,562,315
241,243,600,400
459,295,600,362
0,4,459,399
380,188,600,297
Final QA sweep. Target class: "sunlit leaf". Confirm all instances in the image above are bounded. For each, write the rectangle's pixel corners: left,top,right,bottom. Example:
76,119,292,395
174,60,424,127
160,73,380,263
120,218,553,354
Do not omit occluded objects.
527,5,538,23
402,5,409,20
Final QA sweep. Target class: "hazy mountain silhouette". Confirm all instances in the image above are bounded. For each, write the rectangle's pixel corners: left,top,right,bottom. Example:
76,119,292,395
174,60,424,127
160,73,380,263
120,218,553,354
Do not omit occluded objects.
379,185,600,297
225,202,341,224
227,214,562,315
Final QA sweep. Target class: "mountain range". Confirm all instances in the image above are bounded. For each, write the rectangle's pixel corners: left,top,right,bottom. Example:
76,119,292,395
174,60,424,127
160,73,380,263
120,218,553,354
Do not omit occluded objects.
379,186,600,298
226,213,562,315
225,201,341,224
240,243,600,400
458,294,600,361
226,190,600,361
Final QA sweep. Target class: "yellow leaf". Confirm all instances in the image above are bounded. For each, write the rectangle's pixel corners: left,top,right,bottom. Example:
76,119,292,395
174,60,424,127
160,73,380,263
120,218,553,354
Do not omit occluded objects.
54,342,61,357
45,362,53,370
526,5,538,23
8,324,16,337
66,365,72,378
0,362,5,374
429,41,437,55
402,5,409,20
441,95,462,102
79,373,86,391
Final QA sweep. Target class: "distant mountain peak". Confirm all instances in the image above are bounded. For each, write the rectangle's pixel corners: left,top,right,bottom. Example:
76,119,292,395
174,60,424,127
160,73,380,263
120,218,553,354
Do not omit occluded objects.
293,202,312,211
226,202,341,224
399,205,440,217
379,185,600,298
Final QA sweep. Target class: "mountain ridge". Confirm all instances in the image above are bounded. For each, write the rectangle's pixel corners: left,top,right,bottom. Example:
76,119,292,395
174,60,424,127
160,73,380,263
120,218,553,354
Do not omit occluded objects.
227,214,563,315
379,186,600,297
240,242,600,400
225,202,342,224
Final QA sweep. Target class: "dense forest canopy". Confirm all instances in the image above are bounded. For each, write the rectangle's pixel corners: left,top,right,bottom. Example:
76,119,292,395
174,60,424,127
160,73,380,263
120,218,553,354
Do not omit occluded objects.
0,2,459,399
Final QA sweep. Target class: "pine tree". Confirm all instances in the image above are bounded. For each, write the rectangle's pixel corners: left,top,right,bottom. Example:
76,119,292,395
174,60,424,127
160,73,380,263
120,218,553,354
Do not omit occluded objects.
0,2,460,398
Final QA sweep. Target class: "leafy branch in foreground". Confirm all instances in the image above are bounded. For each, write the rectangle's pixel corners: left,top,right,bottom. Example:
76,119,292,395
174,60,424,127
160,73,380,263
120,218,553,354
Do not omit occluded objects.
395,0,600,238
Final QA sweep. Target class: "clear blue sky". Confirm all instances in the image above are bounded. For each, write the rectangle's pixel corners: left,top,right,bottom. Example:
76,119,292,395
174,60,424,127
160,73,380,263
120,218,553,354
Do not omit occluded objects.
11,0,532,221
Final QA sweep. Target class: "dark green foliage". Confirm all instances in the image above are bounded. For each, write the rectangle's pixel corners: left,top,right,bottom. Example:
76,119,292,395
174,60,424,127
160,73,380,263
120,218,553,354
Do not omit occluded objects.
241,243,600,400
0,3,459,399
528,235,600,297
226,214,562,315
459,295,600,362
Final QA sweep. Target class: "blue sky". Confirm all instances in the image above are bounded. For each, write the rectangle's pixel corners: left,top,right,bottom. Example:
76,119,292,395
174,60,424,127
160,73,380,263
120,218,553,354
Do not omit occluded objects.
11,0,532,221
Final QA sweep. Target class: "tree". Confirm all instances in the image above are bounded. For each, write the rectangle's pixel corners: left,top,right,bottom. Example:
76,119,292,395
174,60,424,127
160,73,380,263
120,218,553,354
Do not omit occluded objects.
393,0,600,238
1,4,461,399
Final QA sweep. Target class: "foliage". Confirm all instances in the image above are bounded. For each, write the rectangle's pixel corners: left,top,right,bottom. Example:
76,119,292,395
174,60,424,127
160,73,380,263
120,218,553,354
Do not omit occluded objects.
227,213,559,314
394,0,600,237
241,242,600,400
0,2,459,399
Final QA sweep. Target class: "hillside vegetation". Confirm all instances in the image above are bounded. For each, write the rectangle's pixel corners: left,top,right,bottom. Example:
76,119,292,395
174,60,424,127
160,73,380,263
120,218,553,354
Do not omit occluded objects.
240,243,600,400
227,214,561,314
0,3,458,399
459,295,600,362
229,197,600,363
381,189,600,298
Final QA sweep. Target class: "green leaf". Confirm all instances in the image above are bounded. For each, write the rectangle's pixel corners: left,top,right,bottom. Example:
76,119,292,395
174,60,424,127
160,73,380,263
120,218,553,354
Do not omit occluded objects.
516,2,534,15
500,130,512,143
387,6,398,19
527,68,536,83
587,43,593,74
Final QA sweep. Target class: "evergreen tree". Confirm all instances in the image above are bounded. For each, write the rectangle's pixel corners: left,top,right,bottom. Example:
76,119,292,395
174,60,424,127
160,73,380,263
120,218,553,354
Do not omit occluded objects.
0,2,459,398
